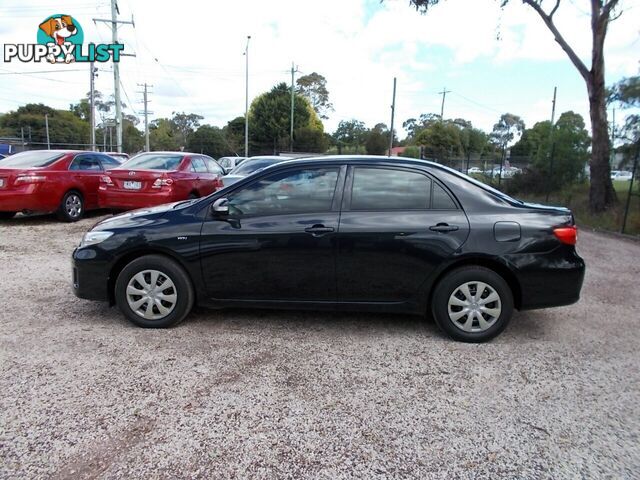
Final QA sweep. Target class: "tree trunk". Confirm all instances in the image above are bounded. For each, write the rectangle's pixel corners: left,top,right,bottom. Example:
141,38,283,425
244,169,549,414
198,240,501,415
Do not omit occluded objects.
587,76,617,212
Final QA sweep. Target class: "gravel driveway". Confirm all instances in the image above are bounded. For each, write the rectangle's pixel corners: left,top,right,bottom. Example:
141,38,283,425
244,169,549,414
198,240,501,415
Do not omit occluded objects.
1,213,639,479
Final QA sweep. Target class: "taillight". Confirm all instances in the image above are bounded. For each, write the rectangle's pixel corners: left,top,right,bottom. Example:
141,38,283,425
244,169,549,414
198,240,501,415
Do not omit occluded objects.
553,226,577,245
152,178,173,188
14,174,46,185
100,175,113,186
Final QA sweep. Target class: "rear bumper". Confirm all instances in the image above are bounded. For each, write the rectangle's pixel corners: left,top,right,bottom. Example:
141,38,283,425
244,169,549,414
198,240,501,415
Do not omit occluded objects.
98,188,176,210
72,247,112,302
510,247,586,310
0,187,57,213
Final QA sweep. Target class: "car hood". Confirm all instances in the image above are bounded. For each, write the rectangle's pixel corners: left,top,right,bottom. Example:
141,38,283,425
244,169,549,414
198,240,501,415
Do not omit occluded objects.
92,200,192,231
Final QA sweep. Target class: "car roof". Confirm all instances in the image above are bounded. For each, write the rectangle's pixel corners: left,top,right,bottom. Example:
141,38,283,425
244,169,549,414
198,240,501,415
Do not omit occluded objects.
273,154,452,172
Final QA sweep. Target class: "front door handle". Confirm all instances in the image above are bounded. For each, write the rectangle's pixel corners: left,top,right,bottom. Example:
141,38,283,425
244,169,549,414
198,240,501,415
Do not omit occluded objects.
304,225,335,236
429,223,459,233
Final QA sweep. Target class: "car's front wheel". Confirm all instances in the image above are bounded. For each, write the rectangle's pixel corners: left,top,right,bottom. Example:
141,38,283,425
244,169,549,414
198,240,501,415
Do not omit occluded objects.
115,255,194,328
432,266,514,343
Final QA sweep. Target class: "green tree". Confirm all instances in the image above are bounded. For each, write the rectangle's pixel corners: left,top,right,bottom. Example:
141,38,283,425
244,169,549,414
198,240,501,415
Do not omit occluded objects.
122,117,144,154
293,127,329,153
333,119,368,153
249,82,323,153
223,116,245,155
187,125,227,158
403,113,441,142
171,112,204,148
0,103,89,148
149,118,179,151
365,123,392,155
415,120,462,158
400,0,620,212
296,72,333,120
512,111,590,189
490,113,525,148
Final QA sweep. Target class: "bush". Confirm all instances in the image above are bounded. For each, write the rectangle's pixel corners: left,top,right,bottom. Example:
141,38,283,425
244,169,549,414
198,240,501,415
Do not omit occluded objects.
399,146,420,159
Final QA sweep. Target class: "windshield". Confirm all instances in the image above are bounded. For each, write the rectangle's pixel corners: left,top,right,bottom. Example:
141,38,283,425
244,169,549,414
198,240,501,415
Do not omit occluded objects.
0,150,65,168
120,153,184,171
230,158,282,176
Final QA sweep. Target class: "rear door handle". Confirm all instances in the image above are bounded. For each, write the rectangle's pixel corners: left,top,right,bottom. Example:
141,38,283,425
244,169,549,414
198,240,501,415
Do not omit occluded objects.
304,225,335,236
429,223,459,233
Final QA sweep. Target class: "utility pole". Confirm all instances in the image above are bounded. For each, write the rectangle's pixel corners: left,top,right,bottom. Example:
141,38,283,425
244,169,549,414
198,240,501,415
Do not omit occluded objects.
439,87,451,120
89,56,97,151
389,77,397,155
93,1,135,153
545,86,557,202
290,62,298,152
244,36,251,158
44,114,50,149
20,127,24,146
137,83,153,151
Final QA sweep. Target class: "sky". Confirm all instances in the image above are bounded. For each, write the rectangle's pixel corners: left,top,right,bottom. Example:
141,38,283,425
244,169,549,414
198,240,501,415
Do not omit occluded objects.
0,0,638,139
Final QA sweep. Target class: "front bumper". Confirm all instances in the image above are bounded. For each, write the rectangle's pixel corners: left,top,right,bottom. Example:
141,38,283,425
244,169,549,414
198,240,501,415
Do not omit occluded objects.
72,247,112,301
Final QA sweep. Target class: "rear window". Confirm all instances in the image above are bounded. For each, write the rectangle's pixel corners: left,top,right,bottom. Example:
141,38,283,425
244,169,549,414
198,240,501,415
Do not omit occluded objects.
121,154,184,171
0,151,64,168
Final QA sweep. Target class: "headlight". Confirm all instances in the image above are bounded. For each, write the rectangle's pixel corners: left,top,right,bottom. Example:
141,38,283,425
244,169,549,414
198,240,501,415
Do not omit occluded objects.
80,231,114,248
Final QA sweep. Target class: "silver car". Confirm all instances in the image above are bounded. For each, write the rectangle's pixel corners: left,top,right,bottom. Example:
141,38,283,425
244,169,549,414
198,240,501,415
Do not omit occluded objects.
222,156,292,187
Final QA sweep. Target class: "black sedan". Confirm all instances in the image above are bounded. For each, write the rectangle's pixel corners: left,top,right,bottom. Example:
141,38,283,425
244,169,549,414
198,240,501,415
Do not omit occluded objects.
72,156,585,342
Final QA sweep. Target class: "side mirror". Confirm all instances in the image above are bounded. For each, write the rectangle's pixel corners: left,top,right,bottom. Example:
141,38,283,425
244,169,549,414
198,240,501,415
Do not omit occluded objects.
212,197,229,215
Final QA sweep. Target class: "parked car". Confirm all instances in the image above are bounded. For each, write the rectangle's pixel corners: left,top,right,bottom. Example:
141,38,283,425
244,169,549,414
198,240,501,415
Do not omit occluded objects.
105,152,130,163
217,156,246,174
0,149,121,221
611,170,633,181
222,156,292,187
467,167,483,175
98,152,224,210
73,155,585,343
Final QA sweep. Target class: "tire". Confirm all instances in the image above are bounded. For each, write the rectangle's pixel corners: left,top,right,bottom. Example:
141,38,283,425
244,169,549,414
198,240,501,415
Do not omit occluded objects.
431,266,514,343
115,254,194,328
57,191,84,222
0,212,16,219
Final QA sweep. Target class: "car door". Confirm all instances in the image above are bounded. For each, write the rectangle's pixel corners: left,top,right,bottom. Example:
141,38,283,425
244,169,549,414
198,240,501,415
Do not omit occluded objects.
199,165,345,302
68,153,104,208
203,156,224,195
336,165,470,303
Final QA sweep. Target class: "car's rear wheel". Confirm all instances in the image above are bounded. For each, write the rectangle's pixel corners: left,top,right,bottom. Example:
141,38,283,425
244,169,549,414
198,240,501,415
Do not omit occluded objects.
432,266,513,343
115,255,194,328
57,191,84,222
0,212,16,219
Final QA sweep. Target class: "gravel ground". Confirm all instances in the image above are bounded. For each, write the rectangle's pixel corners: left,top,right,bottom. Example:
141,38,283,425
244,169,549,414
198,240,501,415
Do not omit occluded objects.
1,213,639,479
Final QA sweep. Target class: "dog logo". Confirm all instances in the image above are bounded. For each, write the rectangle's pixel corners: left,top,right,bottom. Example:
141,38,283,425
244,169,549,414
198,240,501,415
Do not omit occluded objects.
37,14,83,64
3,14,123,64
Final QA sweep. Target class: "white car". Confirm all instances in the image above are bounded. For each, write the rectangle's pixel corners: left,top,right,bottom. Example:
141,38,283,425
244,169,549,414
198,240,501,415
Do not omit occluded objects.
468,167,483,174
611,171,633,181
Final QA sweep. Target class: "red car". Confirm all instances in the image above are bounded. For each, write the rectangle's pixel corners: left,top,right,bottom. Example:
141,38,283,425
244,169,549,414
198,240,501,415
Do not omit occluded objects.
98,152,224,210
0,149,121,221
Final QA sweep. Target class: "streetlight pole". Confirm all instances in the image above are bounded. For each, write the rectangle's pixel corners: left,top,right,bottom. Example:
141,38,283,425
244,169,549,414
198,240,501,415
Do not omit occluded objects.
244,36,251,158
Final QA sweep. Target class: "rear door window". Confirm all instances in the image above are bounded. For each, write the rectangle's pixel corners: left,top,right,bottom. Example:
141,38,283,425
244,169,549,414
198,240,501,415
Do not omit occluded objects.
350,167,431,210
191,157,208,174
69,154,103,171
